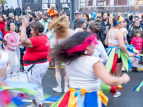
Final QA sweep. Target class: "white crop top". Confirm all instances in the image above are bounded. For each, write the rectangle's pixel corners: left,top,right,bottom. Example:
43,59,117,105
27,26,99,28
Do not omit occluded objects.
108,29,119,45
0,49,8,69
65,56,101,91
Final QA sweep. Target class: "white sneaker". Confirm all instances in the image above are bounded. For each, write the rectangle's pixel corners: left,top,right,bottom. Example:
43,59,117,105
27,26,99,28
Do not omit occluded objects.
53,86,62,93
113,91,121,98
64,87,69,93
27,104,38,107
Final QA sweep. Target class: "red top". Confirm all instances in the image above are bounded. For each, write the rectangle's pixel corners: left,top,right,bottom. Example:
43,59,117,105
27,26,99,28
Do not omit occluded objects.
0,20,6,37
23,34,50,66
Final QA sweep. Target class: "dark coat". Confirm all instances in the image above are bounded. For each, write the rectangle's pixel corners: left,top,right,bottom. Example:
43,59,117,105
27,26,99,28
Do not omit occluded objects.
9,9,15,14
99,21,111,43
72,19,78,30
15,8,21,16
15,20,22,32
4,9,9,17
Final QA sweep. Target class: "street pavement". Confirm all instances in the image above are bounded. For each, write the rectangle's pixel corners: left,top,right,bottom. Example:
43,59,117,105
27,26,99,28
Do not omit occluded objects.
22,68,143,107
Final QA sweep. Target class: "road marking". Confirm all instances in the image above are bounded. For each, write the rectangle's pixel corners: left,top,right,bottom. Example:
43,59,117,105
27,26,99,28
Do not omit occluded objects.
22,99,54,104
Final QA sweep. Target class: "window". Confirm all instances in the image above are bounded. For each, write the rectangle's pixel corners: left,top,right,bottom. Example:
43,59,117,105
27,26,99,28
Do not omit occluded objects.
60,0,66,3
42,0,48,3
97,0,104,6
68,0,70,3
80,0,86,7
49,0,56,3
24,0,38,4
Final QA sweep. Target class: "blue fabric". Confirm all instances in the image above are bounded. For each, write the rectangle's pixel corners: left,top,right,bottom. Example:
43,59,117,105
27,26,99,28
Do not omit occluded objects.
44,96,60,102
0,32,3,49
128,57,132,71
84,91,98,107
91,12,97,20
134,56,141,60
133,84,140,91
112,20,118,26
126,45,134,53
12,95,25,106
74,90,84,107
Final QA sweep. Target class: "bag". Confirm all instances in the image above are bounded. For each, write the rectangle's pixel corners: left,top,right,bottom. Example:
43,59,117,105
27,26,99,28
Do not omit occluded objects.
6,59,48,82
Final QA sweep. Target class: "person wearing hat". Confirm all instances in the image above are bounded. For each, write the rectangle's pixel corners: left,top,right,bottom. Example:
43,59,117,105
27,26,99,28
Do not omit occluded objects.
74,18,87,34
29,11,35,23
47,6,58,19
9,6,15,15
39,11,51,33
72,11,82,30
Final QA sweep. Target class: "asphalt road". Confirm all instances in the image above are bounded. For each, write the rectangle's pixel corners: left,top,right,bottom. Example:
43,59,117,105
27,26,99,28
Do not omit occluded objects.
22,69,143,107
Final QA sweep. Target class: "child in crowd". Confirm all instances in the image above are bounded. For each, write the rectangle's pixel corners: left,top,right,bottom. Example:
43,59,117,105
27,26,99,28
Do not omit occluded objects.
130,31,143,72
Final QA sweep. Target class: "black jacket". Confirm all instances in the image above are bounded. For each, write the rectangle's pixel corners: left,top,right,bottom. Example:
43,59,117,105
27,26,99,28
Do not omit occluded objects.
99,21,111,43
4,9,9,17
15,20,22,32
0,7,4,15
15,8,21,16
9,9,15,14
72,19,78,30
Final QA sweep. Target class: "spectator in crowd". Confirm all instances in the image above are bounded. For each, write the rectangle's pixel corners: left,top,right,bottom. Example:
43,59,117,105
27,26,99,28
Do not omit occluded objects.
74,18,87,34
91,12,97,21
83,13,89,29
131,31,143,71
3,14,7,21
124,18,132,44
4,6,9,17
0,15,6,36
134,16,139,22
98,11,104,20
29,11,35,23
5,17,19,33
9,6,15,15
39,11,51,33
36,12,42,21
109,17,113,25
99,12,111,46
25,6,31,18
129,15,134,26
49,15,55,21
15,15,22,32
89,18,94,25
72,11,81,30
130,20,142,39
117,12,122,16
22,15,30,38
140,15,143,29
9,13,15,20
47,6,58,19
0,4,4,15
4,20,21,76
15,5,21,17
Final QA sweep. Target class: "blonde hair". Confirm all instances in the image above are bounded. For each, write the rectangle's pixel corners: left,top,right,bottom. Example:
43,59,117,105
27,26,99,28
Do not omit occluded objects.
51,6,55,10
9,13,14,17
48,15,69,39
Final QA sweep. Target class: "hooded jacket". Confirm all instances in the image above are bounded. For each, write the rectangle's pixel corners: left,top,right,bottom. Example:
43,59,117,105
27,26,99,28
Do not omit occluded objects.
91,12,97,21
131,36,143,53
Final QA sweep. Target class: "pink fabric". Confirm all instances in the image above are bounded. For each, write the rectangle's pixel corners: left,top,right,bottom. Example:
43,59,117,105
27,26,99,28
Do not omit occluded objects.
132,53,139,67
130,36,143,53
63,35,98,55
4,32,20,51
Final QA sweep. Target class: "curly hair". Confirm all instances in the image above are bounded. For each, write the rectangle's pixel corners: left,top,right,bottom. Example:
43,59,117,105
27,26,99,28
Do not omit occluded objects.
48,15,69,39
52,32,94,64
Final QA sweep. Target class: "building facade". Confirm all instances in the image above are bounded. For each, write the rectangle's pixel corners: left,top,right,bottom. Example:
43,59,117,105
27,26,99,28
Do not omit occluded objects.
22,0,70,15
79,0,143,14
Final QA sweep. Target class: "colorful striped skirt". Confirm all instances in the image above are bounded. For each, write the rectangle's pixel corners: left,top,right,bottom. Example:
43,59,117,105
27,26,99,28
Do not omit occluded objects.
50,88,108,107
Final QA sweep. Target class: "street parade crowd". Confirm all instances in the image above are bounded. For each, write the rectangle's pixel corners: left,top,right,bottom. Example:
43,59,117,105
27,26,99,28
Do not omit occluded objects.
0,4,143,107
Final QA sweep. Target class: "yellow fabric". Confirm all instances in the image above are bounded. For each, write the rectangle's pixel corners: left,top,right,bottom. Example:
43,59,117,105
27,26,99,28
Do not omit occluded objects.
68,88,91,107
118,16,124,23
98,91,108,106
117,85,124,91
68,88,108,107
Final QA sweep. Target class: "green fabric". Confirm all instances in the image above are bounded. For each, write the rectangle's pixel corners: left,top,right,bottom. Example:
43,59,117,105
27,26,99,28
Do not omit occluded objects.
136,81,143,92
50,93,66,107
133,49,139,54
101,82,111,95
0,86,37,95
118,49,121,58
6,102,17,107
61,62,64,67
120,51,128,71
140,54,143,56
39,19,51,33
106,48,115,72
